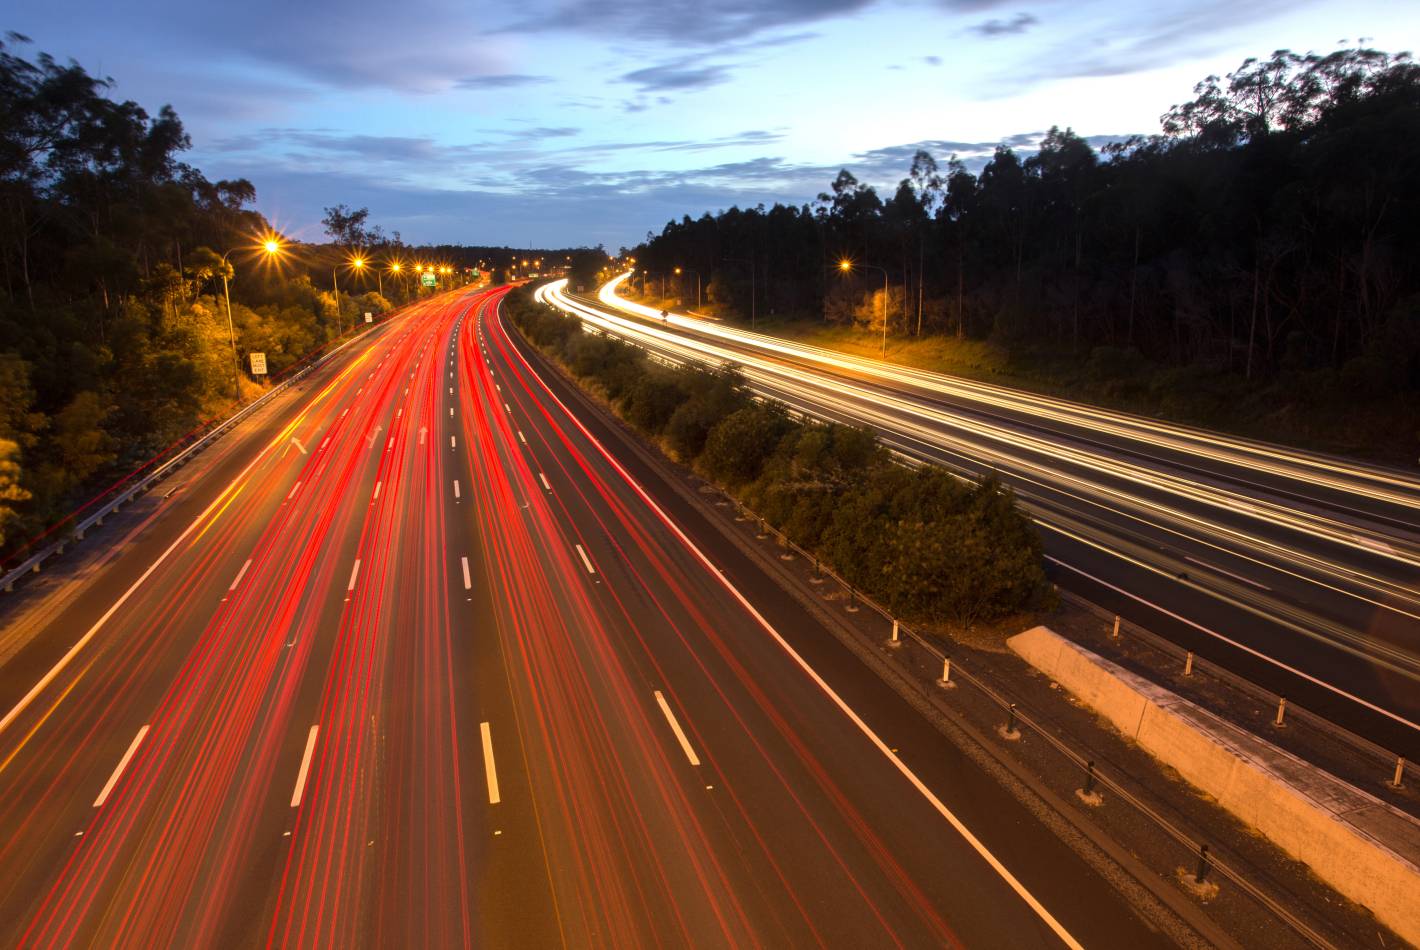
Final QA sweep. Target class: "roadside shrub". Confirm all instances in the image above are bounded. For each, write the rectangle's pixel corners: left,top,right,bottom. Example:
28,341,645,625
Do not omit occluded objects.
698,402,793,485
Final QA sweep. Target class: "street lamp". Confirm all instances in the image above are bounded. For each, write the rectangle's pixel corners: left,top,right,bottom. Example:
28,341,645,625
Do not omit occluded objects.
675,266,701,311
839,258,890,357
219,237,283,406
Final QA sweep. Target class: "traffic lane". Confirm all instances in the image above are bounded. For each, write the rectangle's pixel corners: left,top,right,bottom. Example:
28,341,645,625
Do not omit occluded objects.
466,315,771,945
490,308,1167,948
597,292,1420,535
7,311,444,946
446,292,566,948
0,330,402,942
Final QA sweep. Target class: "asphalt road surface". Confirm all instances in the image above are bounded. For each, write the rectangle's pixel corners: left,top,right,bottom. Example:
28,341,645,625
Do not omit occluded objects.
0,286,1172,947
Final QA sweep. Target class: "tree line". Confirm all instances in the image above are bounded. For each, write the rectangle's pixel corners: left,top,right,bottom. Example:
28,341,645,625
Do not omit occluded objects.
507,287,1051,626
629,48,1420,425
0,35,589,557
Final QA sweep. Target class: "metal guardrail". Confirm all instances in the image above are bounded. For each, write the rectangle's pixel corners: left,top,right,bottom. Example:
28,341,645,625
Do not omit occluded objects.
0,320,379,592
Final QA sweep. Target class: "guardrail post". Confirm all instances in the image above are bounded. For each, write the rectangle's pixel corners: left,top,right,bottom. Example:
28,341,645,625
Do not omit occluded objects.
1392,757,1406,789
998,704,1021,741
1274,698,1287,728
1111,614,1120,639
938,657,956,689
1076,760,1102,806
1184,651,1194,676
889,619,901,647
1194,844,1210,885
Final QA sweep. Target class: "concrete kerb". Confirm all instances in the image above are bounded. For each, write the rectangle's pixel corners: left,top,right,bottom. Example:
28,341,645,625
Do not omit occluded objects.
1009,624,1420,948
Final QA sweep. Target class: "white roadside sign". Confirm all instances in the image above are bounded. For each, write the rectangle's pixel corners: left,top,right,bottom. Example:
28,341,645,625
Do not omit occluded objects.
249,352,268,375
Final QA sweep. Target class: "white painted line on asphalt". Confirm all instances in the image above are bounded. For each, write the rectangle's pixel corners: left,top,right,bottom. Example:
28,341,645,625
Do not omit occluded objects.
396,408,402,418
539,472,551,491
373,481,382,501
496,384,501,392
518,431,527,444
1354,533,1395,555
286,480,301,500
387,437,395,451
320,437,330,451
290,725,319,807
347,559,361,591
575,544,596,575
461,556,472,590
93,725,149,807
449,407,454,417
504,403,511,413
449,387,453,395
1184,555,1269,591
653,691,700,766
453,480,461,499
451,436,457,449
229,558,253,591
480,721,500,804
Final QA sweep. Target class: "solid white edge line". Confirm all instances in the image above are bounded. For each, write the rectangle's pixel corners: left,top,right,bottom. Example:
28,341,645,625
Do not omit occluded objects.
575,544,596,575
347,558,361,591
290,724,319,807
461,556,472,590
480,721,501,804
93,724,149,807
228,558,253,591
503,312,1085,950
654,690,700,766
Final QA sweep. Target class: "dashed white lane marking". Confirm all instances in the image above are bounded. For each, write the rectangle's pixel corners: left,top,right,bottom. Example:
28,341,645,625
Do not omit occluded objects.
373,481,382,501
504,403,511,413
320,437,330,451
538,472,551,491
449,387,453,395
290,725,319,807
93,725,150,807
347,559,361,591
286,480,301,500
229,559,253,591
449,407,455,417
453,480,461,500
451,436,457,449
575,544,596,575
387,437,395,451
653,692,700,767
480,722,501,804
518,431,527,444
461,556,472,590
1184,555,1270,591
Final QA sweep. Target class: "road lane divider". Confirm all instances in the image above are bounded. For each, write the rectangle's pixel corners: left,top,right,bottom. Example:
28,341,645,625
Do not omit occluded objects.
454,480,461,500
518,431,527,445
654,691,700,766
290,725,319,808
347,559,361,592
480,721,501,804
373,481,382,501
575,544,596,575
539,472,551,491
93,724,149,808
461,556,472,590
286,480,301,501
228,559,252,592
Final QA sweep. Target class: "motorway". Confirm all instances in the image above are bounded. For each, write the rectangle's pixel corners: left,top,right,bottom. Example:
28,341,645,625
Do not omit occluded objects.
539,275,1420,755
0,285,1174,947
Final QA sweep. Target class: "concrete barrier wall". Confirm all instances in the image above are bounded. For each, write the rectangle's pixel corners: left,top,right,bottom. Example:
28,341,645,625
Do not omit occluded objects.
1009,625,1420,947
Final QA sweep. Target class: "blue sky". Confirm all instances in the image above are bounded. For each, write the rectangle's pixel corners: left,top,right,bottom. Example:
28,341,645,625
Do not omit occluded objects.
9,0,1418,249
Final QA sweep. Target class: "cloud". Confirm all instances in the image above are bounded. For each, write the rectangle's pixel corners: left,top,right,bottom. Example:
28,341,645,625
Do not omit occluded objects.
923,55,944,66
455,74,554,89
514,0,876,46
620,61,733,93
969,13,1038,37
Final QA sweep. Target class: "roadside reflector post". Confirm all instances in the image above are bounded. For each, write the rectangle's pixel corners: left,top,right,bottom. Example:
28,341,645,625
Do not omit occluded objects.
1392,757,1406,789
938,657,956,689
1274,698,1287,728
1076,759,1102,807
999,703,1021,741
1111,615,1121,638
1184,651,1194,676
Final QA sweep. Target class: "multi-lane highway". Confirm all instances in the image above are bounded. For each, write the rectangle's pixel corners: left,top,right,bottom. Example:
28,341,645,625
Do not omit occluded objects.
539,274,1420,754
0,285,1176,946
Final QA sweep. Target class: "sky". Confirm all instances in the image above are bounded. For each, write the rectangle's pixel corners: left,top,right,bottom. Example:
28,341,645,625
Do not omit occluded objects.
8,0,1419,249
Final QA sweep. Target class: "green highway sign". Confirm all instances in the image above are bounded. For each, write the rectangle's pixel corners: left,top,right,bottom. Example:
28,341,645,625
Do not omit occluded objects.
421,272,437,288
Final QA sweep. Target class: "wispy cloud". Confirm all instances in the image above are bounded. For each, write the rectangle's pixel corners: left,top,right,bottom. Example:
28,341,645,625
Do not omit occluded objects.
969,12,1038,37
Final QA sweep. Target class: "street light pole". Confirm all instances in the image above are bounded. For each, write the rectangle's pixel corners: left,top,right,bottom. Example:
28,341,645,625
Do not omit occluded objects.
219,263,241,406
332,266,342,335
838,259,891,358
676,267,701,311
